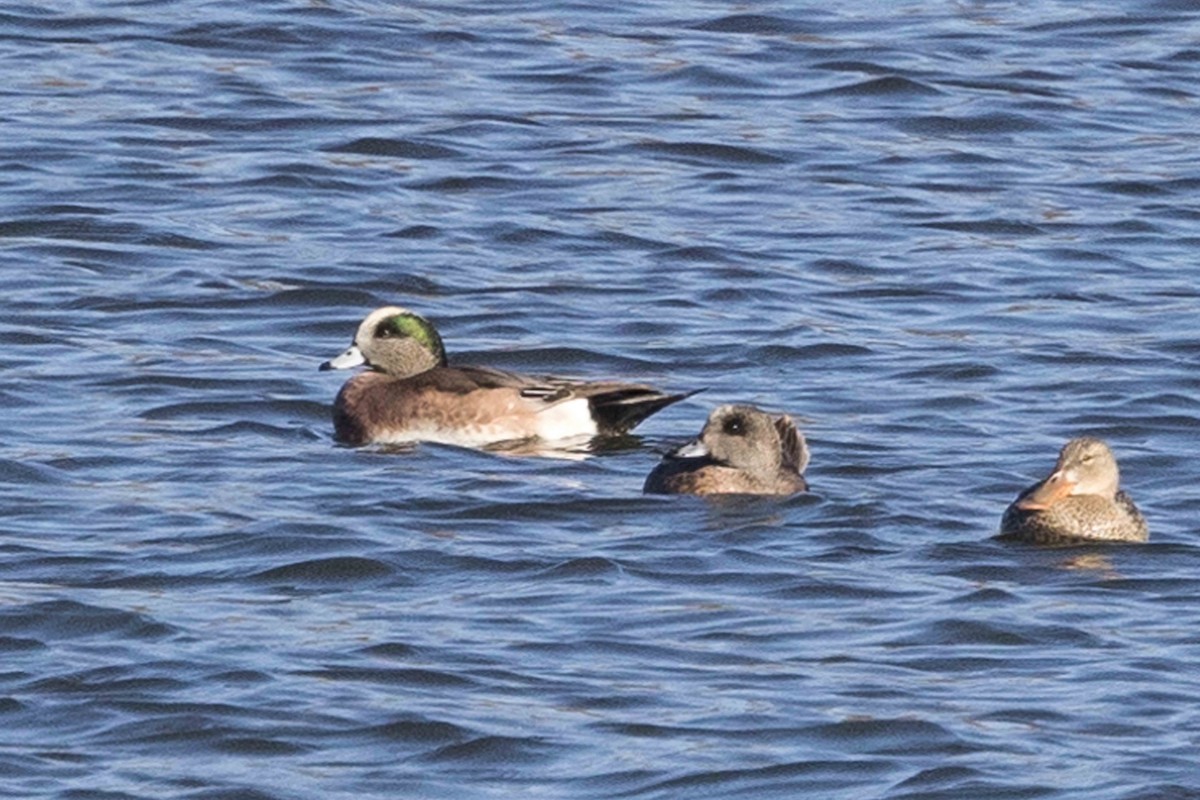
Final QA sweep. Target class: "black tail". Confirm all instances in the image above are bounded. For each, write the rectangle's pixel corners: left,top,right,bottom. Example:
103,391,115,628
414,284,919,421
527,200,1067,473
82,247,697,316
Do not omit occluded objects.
589,388,702,434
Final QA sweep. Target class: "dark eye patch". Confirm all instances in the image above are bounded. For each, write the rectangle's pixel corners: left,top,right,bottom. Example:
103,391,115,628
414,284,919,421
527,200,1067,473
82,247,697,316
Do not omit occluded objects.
722,416,746,436
375,318,407,338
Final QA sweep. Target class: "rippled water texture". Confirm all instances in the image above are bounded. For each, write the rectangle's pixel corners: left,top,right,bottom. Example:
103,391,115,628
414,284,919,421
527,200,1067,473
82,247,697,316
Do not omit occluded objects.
4,2,1200,798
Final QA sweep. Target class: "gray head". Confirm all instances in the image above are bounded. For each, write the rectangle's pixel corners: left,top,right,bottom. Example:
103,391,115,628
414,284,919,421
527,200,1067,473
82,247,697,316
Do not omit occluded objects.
1017,436,1121,510
677,404,809,478
320,306,447,378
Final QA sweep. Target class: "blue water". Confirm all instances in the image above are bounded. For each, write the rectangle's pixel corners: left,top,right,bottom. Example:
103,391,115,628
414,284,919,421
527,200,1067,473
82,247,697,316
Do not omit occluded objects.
3,2,1200,798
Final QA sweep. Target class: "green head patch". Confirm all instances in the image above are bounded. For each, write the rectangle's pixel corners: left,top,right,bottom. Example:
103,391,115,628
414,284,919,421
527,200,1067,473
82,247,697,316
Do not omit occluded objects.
375,312,447,365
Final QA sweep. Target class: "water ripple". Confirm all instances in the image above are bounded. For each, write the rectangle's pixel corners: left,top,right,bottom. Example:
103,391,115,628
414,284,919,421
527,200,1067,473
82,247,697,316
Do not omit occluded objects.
4,2,1200,798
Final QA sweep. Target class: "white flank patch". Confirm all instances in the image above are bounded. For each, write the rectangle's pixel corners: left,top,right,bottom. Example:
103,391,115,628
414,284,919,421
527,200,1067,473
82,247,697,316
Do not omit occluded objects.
531,397,598,441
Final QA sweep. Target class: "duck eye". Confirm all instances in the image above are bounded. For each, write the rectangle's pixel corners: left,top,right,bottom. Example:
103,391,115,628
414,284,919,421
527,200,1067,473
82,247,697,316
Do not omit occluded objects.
722,417,745,436
375,321,402,338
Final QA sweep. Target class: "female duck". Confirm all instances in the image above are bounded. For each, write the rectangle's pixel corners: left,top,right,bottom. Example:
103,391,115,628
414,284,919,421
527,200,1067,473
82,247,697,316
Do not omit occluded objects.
1000,437,1147,543
643,404,809,496
320,306,696,448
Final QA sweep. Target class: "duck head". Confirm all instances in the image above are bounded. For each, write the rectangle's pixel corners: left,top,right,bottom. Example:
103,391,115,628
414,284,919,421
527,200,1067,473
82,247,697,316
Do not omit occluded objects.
320,306,447,378
1016,437,1120,511
674,404,804,477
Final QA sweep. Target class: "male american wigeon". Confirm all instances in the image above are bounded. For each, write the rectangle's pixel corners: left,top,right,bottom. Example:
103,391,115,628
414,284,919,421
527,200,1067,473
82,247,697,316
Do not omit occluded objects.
999,437,1148,543
319,305,698,448
643,404,809,496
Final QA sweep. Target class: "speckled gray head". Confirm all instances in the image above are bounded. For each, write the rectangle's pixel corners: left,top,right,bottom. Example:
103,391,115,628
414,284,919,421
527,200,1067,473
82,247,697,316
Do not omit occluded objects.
644,404,809,496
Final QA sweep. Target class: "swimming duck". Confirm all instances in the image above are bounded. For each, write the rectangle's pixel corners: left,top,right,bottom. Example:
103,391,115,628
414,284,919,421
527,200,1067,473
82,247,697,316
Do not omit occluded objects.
999,437,1147,543
320,306,697,448
643,404,809,496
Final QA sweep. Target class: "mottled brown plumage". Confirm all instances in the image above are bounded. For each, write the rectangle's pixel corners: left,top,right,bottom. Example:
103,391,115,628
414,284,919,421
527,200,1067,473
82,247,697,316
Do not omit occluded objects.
999,437,1148,544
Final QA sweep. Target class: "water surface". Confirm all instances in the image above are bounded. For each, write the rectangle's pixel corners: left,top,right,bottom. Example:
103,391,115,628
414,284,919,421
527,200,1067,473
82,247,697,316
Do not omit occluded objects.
3,2,1200,798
